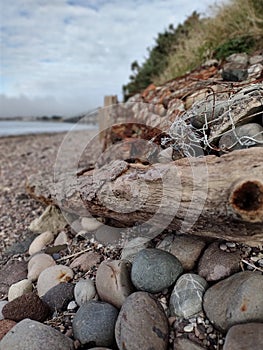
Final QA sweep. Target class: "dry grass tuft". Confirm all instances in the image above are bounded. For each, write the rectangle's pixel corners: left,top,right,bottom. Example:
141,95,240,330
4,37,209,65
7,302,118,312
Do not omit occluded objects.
156,0,263,84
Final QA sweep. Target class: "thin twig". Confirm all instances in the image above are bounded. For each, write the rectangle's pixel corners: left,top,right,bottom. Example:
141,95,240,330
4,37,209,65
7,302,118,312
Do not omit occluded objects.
56,247,92,262
241,259,263,273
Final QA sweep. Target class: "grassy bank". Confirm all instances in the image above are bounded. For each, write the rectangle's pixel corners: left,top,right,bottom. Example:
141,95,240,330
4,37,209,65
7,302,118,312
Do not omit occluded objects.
156,0,263,83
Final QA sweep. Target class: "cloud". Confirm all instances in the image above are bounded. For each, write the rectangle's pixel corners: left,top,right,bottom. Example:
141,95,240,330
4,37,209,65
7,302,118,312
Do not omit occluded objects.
0,0,216,117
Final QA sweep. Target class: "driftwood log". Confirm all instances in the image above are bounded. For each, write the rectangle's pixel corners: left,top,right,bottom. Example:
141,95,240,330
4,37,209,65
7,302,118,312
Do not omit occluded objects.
27,147,263,244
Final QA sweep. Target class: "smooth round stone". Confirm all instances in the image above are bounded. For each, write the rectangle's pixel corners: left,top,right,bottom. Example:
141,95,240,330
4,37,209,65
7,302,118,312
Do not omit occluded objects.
89,348,112,350
42,283,75,312
170,273,208,318
74,279,96,306
173,337,206,350
0,301,8,320
115,292,169,350
0,260,28,295
28,231,54,255
27,253,56,282
54,231,68,246
0,320,17,341
156,234,206,270
37,265,74,297
198,242,241,281
96,260,134,308
2,292,50,322
203,271,263,332
223,323,263,350
131,248,183,293
81,217,103,231
121,237,152,262
72,300,119,347
70,252,101,272
8,279,33,301
95,226,122,245
0,318,74,350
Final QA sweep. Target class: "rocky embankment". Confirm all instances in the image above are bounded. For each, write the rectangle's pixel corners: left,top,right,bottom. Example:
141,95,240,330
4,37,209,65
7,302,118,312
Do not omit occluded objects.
1,52,263,350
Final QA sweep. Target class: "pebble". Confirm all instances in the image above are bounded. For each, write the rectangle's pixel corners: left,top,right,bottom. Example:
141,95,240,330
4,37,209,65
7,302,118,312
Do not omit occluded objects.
184,324,194,332
42,282,75,312
95,226,122,245
27,253,56,281
121,237,152,262
28,231,54,255
54,231,68,246
67,300,78,310
203,271,263,332
223,322,263,350
37,265,74,297
170,273,208,318
8,279,33,301
131,248,183,293
29,205,67,234
198,241,241,281
72,300,119,347
219,123,263,151
225,242,236,248
0,301,8,320
81,217,103,231
2,292,50,322
70,251,101,272
74,279,96,306
89,349,112,350
0,319,17,341
115,291,169,350
96,259,134,308
156,234,206,270
0,260,28,295
0,318,74,350
173,337,206,349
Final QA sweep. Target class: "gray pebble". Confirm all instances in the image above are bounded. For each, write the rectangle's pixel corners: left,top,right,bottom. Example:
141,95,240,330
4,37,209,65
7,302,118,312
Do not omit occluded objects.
0,318,74,350
72,300,118,347
131,248,183,293
170,273,208,318
115,291,169,350
74,279,96,306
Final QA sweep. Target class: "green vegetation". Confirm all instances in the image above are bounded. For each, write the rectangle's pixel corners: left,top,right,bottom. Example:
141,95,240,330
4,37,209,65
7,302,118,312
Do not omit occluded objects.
123,0,263,99
122,12,201,101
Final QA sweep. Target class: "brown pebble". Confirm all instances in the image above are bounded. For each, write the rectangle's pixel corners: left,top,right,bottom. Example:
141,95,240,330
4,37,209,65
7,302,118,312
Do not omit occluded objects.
0,319,17,340
2,292,51,322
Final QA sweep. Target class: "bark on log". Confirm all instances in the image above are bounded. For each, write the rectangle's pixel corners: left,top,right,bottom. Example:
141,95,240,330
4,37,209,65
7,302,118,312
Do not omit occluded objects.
27,147,263,244
78,147,263,243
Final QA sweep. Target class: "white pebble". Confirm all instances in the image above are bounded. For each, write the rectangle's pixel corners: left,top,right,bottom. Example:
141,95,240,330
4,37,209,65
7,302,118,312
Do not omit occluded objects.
54,231,68,246
226,242,236,248
27,253,56,282
219,243,227,251
8,279,33,301
81,217,103,231
67,300,78,310
29,231,54,255
74,278,96,306
37,265,74,297
184,324,194,332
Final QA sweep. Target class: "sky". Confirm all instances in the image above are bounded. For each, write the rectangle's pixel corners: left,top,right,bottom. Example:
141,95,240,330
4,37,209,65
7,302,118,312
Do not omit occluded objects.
0,0,218,117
